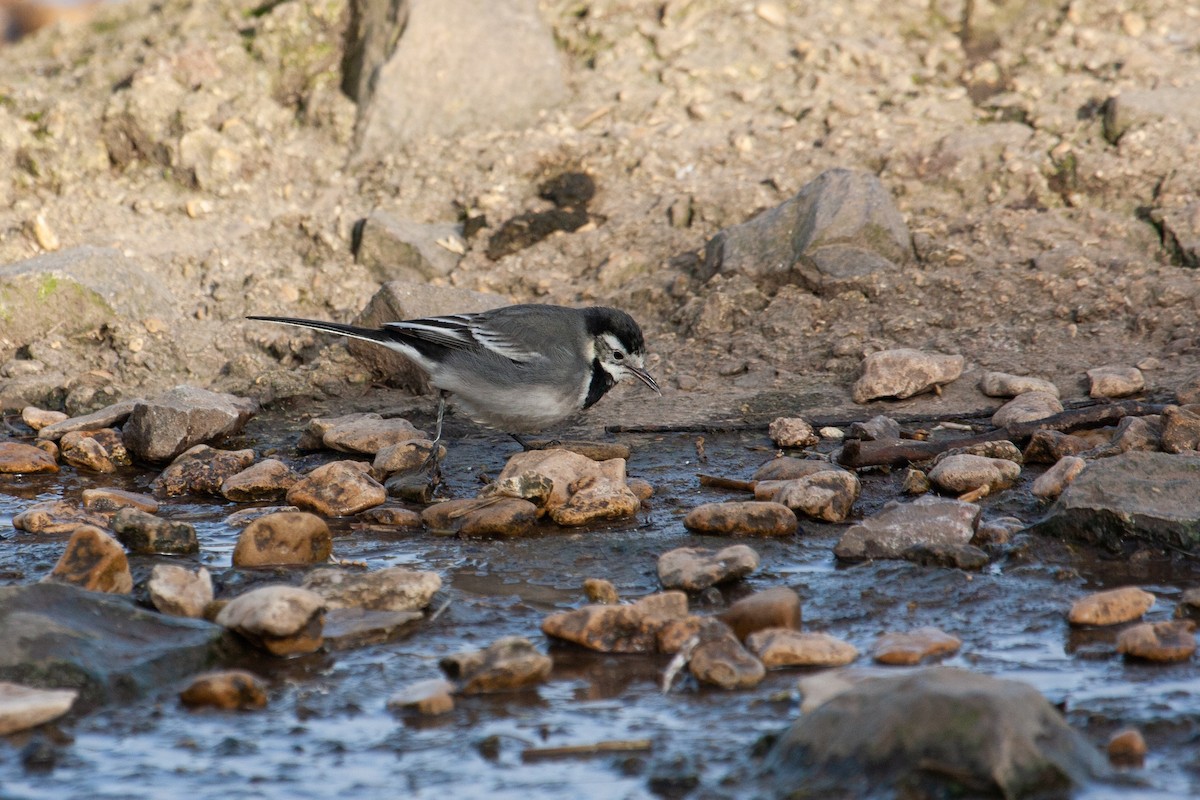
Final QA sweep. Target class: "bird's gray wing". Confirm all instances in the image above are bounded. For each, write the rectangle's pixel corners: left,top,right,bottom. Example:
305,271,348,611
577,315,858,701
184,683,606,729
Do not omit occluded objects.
383,312,543,363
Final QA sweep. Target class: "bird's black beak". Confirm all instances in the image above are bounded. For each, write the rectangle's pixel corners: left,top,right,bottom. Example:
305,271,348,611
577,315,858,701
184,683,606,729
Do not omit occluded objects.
628,364,661,394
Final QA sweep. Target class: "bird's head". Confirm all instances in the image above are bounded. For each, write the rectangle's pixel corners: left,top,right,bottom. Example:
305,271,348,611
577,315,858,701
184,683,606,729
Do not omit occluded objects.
586,307,660,394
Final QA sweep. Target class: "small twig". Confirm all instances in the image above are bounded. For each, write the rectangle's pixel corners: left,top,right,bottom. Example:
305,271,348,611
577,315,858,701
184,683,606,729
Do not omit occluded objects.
698,474,757,492
521,739,653,761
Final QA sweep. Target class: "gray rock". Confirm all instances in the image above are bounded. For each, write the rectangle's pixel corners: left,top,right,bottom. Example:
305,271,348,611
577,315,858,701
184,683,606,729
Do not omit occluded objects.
302,566,442,611
979,371,1060,398
701,168,912,294
341,0,410,106
927,453,1020,494
356,210,464,283
852,348,964,403
835,496,980,560
124,385,257,463
754,470,861,522
36,398,141,441
656,545,759,592
0,247,176,361
0,582,223,711
1033,451,1200,551
847,414,901,441
111,507,199,555
991,390,1063,428
1031,456,1086,501
215,585,326,657
1087,365,1144,399
1104,87,1200,143
0,681,78,735
148,565,214,618
439,636,552,694
1154,202,1200,268
356,0,565,153
761,667,1108,797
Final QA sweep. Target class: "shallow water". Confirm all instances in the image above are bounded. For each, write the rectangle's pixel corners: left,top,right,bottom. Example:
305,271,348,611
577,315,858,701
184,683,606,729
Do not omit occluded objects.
1,423,1199,799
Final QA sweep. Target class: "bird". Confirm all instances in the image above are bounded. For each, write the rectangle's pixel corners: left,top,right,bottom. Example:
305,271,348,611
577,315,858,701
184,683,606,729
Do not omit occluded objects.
247,304,660,460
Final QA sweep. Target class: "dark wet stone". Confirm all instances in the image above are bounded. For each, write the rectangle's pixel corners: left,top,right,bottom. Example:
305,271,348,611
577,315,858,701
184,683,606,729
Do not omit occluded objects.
1116,620,1196,662
232,511,332,567
112,507,198,555
761,667,1109,797
657,545,759,592
835,496,979,561
542,592,689,653
44,525,133,594
846,414,901,441
180,670,268,710
0,441,58,474
539,171,595,208
486,207,589,260
387,678,455,716
123,385,256,463
689,634,765,690
439,636,552,694
323,608,423,649
152,445,256,497
901,542,990,570
1032,452,1200,551
0,582,224,712
286,460,386,516
718,587,802,641
683,501,797,537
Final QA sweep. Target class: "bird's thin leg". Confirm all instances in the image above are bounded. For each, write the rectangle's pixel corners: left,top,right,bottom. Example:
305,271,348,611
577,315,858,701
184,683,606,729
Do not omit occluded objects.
421,391,449,472
510,433,535,450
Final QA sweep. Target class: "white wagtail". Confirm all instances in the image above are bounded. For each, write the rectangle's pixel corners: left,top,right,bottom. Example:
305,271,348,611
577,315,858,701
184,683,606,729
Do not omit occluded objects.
248,304,660,455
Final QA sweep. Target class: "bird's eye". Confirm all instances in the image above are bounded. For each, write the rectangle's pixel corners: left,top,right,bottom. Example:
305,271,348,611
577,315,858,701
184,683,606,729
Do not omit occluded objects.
612,351,624,360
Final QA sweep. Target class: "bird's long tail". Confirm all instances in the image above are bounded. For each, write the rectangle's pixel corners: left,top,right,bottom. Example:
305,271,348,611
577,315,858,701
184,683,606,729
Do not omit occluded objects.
246,315,396,348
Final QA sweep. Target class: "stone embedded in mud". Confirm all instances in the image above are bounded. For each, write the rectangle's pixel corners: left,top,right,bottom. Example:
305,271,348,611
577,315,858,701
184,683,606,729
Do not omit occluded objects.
979,371,1060,399
1068,586,1155,626
541,591,689,653
873,626,962,665
1178,589,1200,621
58,431,115,473
215,585,326,657
657,545,759,592
148,564,213,618
754,470,861,522
233,511,331,567
761,667,1110,797
373,439,443,475
991,390,1064,428
1033,452,1200,551
752,456,838,482
835,496,979,561
387,678,455,716
583,578,620,604
152,445,257,497
689,634,766,690
768,416,819,448
1032,456,1087,501
20,406,68,431
928,453,1021,495
683,501,797,537
1116,620,1197,662
12,500,109,533
220,458,300,502
0,441,58,474
627,478,654,501
44,525,132,594
179,670,268,710
718,587,802,641
421,496,538,537
305,412,427,455
438,636,552,694
847,414,902,441
286,460,386,516
901,541,990,570
746,629,859,668
0,681,78,735
112,507,199,555
1107,728,1147,767
1161,404,1200,453
493,449,641,526
1087,365,1144,399
302,566,441,612
852,348,964,403
902,467,930,494
81,487,158,514
1023,430,1093,464
123,385,257,463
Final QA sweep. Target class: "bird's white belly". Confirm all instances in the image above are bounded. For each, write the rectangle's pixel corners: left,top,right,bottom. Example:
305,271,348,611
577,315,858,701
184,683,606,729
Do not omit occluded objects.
440,381,580,433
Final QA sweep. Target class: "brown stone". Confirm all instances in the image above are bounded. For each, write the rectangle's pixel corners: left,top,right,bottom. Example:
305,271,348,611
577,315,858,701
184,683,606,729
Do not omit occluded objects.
356,506,423,528
372,439,443,475
302,566,441,611
233,511,332,567
627,478,654,501
583,578,619,604
153,445,257,497
44,525,133,594
928,454,1020,494
81,488,159,514
59,431,115,473
754,471,860,522
1068,586,1155,626
387,678,455,715
656,616,732,655
12,500,109,533
873,626,962,665
421,496,538,537
718,586,802,640
20,406,68,431
148,564,213,618
0,682,77,735
746,629,859,668
439,636,552,694
35,399,140,441
287,460,387,516
683,501,797,536
768,416,819,448
1116,620,1196,662
112,507,199,554
752,457,836,482
1107,728,1147,767
1161,404,1200,453
220,458,300,502
541,591,689,653
180,670,268,710
304,412,426,454
1023,430,1093,464
215,585,326,656
689,634,765,689
492,449,640,526
657,545,759,591
0,440,58,473
1088,365,1144,398
1031,456,1087,501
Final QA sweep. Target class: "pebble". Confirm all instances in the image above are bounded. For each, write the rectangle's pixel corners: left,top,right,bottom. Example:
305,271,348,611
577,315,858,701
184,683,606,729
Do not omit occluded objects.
683,501,797,536
627,478,654,500
656,616,730,655
286,460,387,516
990,391,1064,428
12,500,109,533
493,449,640,526
834,496,979,560
745,629,859,668
752,457,839,482
233,511,332,567
214,585,326,656
152,445,257,497
657,545,759,591
439,636,552,694
20,407,68,431
0,441,59,474
44,525,133,594
112,507,199,555
873,626,962,665
754,470,860,522
123,385,257,463
946,440,1024,464
1031,456,1087,501
689,634,765,689
373,439,443,475
542,591,689,653
768,416,818,448
0,682,77,735
718,587,802,640
303,412,426,455
1177,588,1200,621
148,564,213,618
356,506,423,528
978,371,1060,398
1115,620,1196,662
421,497,538,537
81,487,158,514
851,348,964,403
1176,372,1200,405
583,577,620,604
179,670,268,710
302,566,441,611
36,398,140,441
1107,728,1147,767
846,415,901,441
901,542,989,570
1023,430,1092,464
387,678,455,715
901,467,930,494
1087,365,1145,399
220,458,300,501
1068,586,1155,626
58,432,115,472
928,453,1020,495
1161,404,1200,453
